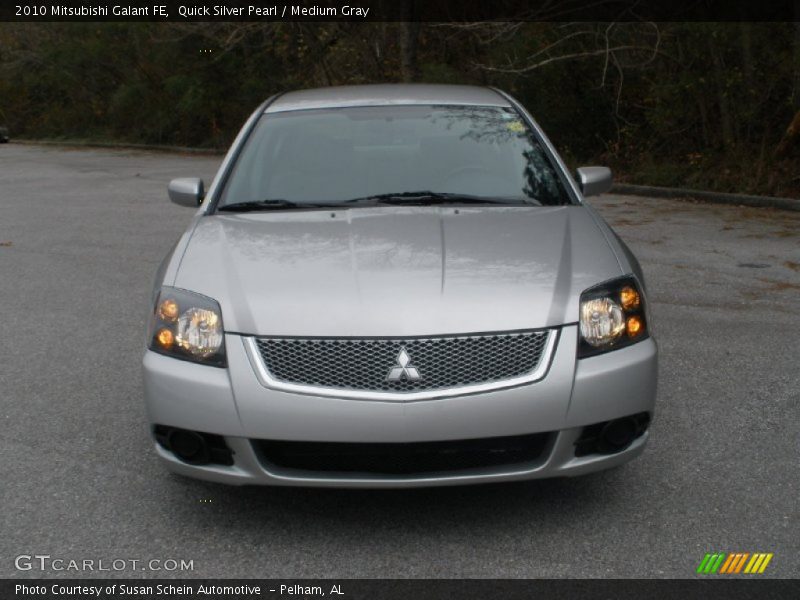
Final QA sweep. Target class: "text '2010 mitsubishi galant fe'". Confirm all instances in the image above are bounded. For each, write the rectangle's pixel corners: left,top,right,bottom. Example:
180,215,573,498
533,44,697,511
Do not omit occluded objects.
143,84,658,487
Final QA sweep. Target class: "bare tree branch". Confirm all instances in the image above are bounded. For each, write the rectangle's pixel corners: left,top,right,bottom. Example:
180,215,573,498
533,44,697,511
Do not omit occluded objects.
473,45,659,74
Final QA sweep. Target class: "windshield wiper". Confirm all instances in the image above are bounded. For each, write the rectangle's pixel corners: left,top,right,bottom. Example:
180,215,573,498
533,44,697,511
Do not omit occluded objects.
218,192,534,212
343,191,529,206
217,199,342,212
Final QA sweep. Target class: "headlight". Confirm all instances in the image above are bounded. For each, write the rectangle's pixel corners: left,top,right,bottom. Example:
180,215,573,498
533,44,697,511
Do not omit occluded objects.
578,276,648,358
147,287,226,367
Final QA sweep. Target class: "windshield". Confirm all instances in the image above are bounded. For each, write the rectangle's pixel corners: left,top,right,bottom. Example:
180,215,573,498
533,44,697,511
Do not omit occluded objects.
217,105,571,208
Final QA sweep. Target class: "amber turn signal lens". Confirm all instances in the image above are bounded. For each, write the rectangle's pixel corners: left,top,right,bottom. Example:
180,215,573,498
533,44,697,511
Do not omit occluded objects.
626,316,643,337
620,286,641,310
158,299,180,322
156,327,174,349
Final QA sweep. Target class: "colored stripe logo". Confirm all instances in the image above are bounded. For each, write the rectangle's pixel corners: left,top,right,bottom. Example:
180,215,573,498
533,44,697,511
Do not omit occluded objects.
696,552,773,574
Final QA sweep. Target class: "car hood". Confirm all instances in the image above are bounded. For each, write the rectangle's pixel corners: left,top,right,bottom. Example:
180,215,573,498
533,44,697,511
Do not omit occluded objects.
173,206,622,337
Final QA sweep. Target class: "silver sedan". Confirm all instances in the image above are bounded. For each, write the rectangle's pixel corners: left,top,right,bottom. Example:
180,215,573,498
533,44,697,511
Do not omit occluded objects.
143,84,658,487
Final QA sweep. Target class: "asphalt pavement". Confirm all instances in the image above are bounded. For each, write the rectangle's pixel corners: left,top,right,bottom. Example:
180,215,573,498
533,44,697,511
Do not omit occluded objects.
1,144,798,578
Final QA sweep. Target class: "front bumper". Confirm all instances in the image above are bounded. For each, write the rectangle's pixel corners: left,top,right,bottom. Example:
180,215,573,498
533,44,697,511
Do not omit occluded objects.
142,325,657,487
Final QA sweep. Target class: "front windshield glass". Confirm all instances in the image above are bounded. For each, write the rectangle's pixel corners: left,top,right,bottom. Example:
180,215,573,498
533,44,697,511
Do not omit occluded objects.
218,105,571,207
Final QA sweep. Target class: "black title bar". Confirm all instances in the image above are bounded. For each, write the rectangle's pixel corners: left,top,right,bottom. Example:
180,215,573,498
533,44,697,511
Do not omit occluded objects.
4,579,800,600
3,0,800,22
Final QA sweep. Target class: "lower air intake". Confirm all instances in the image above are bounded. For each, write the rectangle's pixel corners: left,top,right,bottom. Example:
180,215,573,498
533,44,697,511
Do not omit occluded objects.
254,433,552,476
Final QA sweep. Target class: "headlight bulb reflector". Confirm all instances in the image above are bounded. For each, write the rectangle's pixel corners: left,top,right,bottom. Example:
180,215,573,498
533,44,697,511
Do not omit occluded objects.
580,297,625,347
175,308,223,358
626,315,643,337
156,327,174,349
158,299,180,322
620,286,641,311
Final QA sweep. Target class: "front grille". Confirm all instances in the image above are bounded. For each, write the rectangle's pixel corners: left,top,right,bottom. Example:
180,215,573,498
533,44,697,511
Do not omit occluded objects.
255,330,550,393
255,433,552,475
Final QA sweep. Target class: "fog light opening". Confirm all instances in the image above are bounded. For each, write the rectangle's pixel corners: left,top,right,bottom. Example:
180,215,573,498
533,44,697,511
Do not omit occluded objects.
574,413,650,457
167,429,211,465
600,418,637,451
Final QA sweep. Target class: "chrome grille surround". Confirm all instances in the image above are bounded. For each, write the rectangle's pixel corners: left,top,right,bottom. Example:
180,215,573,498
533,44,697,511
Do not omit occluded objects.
244,329,558,402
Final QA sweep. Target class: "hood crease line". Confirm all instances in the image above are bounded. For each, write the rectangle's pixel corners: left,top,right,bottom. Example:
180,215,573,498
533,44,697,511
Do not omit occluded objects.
439,208,447,296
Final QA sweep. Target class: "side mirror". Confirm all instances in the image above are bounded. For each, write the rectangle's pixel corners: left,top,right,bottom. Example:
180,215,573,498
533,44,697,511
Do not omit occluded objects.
576,166,612,197
168,178,205,207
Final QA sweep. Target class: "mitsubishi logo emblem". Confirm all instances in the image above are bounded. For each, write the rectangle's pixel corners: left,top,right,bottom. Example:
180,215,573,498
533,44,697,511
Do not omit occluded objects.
386,348,421,381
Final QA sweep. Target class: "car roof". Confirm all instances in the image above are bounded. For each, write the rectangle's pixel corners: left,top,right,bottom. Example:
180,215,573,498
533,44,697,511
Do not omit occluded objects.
265,84,512,113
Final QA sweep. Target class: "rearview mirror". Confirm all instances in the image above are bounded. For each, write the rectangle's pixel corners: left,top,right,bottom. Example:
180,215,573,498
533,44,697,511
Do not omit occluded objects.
576,166,612,197
168,178,205,207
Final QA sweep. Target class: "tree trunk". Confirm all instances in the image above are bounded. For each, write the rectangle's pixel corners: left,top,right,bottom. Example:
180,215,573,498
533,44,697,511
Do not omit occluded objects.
399,21,420,82
794,18,800,110
696,96,710,147
739,22,753,141
397,1,420,83
707,35,734,147
775,109,800,158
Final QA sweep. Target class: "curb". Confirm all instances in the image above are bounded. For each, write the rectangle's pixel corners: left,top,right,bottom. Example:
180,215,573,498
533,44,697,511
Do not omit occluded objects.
11,139,225,155
611,183,800,212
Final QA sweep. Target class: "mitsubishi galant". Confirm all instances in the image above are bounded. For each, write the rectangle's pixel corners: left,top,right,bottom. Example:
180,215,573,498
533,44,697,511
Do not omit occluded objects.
143,84,658,487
